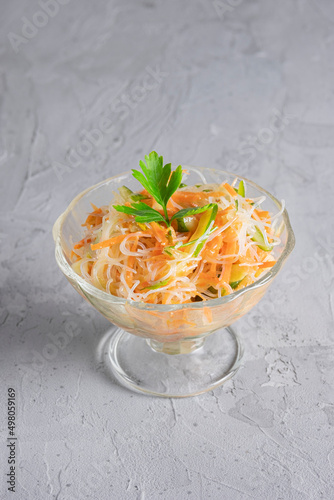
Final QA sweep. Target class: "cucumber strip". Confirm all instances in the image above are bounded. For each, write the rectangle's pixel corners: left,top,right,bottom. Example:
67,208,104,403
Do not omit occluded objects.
238,180,245,197
230,264,248,283
191,205,218,257
142,278,171,290
119,186,148,202
207,286,226,296
119,186,133,200
230,278,244,289
131,193,148,201
251,226,273,252
176,216,197,232
177,218,190,232
192,295,203,302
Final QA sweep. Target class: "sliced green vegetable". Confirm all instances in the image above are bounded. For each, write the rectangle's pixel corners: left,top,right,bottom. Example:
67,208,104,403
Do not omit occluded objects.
177,218,189,232
187,204,218,257
191,295,203,302
208,285,226,295
118,186,148,202
163,248,173,257
230,279,244,289
179,183,187,188
165,205,218,257
178,236,203,248
119,186,133,200
238,180,245,197
142,278,171,290
230,263,248,283
251,226,273,251
176,216,197,232
131,193,148,201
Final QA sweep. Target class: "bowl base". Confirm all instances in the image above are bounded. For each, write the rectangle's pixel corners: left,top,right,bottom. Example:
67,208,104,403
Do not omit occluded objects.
106,327,243,398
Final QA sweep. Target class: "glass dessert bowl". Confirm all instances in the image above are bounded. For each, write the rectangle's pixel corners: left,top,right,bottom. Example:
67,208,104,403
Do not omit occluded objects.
53,166,295,397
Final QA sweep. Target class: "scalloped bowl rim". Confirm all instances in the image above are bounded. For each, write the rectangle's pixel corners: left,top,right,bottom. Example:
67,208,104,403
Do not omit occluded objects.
53,166,295,311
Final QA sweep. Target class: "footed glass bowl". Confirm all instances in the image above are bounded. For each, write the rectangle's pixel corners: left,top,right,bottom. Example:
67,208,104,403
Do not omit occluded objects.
53,166,295,397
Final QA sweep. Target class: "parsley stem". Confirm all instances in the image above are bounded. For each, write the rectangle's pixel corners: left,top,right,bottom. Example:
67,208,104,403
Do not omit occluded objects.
163,207,170,226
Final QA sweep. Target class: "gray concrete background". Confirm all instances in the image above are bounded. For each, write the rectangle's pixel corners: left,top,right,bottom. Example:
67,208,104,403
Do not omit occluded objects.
1,0,334,498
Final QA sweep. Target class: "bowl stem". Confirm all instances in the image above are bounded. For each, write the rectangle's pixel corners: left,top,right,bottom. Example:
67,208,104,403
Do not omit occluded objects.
147,337,205,355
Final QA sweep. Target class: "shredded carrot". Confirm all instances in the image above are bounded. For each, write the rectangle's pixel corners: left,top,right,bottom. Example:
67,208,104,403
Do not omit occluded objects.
74,237,91,249
90,232,144,250
257,260,276,268
149,221,169,246
218,241,236,285
253,209,270,220
172,190,228,206
223,183,236,198
202,234,223,261
125,237,138,286
70,250,81,261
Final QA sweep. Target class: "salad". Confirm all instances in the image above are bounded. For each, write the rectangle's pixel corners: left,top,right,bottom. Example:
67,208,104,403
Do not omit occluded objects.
71,152,283,304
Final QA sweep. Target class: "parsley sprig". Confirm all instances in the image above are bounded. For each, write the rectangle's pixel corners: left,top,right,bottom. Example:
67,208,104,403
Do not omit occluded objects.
114,202,166,223
113,151,218,228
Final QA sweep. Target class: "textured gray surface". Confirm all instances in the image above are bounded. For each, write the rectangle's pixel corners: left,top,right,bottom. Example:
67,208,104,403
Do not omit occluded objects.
1,0,334,499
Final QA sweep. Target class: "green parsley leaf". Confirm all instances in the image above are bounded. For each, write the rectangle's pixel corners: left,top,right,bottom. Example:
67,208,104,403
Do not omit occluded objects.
131,151,182,224
113,151,217,229
113,202,165,223
171,203,218,222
